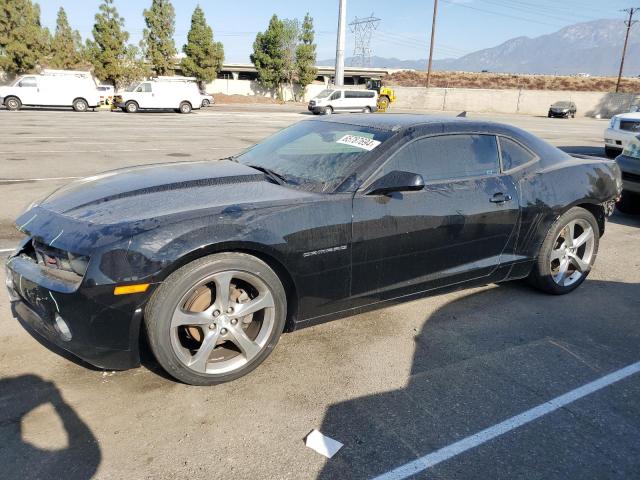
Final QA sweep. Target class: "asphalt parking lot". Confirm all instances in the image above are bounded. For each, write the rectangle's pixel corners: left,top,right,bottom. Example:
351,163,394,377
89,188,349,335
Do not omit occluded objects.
1,105,639,479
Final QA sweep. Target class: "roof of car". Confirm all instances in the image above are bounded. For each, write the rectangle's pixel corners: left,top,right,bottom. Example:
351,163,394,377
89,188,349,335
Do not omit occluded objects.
313,113,505,132
312,113,569,166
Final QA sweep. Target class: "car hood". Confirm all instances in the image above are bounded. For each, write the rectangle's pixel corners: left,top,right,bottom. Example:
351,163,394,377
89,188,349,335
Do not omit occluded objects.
15,160,317,251
614,112,640,120
40,159,318,221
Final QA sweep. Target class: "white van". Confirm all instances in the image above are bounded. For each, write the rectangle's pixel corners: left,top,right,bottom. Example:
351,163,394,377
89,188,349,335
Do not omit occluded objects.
114,77,202,114
0,69,100,112
308,88,378,115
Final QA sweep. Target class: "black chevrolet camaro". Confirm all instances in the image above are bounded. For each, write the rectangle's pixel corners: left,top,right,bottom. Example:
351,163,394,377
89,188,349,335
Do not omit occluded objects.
6,115,621,385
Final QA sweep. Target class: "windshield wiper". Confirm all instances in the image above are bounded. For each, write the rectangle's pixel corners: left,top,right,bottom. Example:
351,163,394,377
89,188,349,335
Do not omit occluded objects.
246,165,287,185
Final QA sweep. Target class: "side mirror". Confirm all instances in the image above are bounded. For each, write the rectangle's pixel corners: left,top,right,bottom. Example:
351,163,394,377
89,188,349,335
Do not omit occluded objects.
365,170,425,195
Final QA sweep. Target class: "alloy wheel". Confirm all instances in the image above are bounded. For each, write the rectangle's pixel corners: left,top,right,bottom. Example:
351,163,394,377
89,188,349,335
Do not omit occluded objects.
550,219,595,287
169,270,276,375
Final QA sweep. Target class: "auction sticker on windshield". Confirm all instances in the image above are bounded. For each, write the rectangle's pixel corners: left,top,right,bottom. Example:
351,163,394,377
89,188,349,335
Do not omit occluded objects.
337,134,381,151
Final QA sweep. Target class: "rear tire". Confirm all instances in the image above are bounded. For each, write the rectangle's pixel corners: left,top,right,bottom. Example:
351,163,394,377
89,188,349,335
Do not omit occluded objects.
179,101,192,114
5,96,21,111
527,207,599,295
145,252,287,385
125,101,139,113
362,106,372,114
72,98,88,112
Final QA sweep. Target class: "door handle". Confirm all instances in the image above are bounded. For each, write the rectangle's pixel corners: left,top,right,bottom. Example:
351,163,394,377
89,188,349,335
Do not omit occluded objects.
490,192,512,203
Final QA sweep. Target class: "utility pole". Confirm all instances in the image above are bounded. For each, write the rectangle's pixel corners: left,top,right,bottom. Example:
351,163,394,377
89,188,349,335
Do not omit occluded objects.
335,0,347,87
426,0,439,89
616,7,639,93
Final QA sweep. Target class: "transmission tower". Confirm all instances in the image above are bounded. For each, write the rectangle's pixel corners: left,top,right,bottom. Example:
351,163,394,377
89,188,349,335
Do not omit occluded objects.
349,14,381,67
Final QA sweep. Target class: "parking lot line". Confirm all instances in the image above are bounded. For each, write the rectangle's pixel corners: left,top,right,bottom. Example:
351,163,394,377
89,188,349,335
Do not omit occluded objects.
372,360,640,480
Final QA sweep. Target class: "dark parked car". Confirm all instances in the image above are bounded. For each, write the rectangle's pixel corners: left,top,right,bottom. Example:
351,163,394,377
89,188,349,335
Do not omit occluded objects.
548,101,577,118
615,134,640,213
6,115,621,385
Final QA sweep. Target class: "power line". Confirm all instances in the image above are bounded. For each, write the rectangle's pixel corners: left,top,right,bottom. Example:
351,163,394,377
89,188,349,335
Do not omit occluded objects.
441,0,565,28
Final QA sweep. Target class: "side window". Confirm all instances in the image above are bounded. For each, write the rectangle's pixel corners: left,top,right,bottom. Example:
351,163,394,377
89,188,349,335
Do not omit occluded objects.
330,91,341,101
136,83,152,92
499,137,536,171
345,91,355,99
381,134,500,182
18,77,37,88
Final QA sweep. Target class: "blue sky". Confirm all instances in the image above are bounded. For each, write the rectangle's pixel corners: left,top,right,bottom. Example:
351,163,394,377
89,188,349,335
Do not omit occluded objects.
39,0,631,64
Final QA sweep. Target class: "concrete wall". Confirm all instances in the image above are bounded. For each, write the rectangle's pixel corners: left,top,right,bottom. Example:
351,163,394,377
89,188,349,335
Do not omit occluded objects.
205,78,640,118
391,86,640,118
206,79,328,102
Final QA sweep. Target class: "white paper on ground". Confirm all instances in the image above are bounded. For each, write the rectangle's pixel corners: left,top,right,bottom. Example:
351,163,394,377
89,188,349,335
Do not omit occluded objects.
305,429,344,458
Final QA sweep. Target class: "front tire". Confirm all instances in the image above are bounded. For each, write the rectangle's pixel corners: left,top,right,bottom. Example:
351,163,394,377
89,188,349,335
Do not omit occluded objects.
125,101,139,113
5,96,21,111
527,207,599,295
378,96,390,112
323,106,333,115
72,98,88,112
145,253,287,385
201,99,210,108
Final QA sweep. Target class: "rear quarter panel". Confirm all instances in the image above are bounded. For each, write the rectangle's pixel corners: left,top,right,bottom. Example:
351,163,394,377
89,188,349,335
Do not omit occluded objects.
515,156,621,258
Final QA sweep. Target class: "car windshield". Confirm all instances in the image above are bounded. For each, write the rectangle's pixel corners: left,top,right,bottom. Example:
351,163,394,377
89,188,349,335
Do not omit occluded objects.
124,83,140,92
553,102,572,108
314,89,334,99
235,120,393,192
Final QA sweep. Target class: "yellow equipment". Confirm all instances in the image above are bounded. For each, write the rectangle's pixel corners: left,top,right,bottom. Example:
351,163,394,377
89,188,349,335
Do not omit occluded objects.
366,78,396,112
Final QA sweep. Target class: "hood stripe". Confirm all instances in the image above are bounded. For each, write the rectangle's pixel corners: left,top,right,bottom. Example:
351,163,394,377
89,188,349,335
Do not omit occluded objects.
63,174,265,214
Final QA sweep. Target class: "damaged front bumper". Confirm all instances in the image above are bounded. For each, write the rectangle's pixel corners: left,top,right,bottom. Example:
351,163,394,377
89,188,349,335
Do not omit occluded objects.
5,242,147,370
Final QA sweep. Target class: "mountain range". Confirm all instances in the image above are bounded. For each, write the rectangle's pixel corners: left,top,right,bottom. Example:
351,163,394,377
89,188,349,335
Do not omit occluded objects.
319,19,640,76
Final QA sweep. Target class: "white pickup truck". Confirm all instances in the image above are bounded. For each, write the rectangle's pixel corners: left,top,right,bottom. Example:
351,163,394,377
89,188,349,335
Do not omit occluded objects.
604,106,640,158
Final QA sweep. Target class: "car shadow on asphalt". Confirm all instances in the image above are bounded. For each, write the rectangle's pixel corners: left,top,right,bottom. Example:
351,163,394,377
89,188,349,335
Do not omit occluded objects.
0,375,101,480
316,279,640,480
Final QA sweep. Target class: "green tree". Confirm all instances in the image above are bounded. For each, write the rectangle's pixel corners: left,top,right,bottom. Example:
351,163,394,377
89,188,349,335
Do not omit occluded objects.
251,15,287,99
295,13,317,96
281,19,299,92
86,0,147,88
142,0,177,75
181,5,224,85
49,7,83,69
0,0,49,75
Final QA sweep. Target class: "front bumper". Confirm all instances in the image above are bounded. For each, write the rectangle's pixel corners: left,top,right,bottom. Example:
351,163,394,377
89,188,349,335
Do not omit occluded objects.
5,251,147,370
548,110,570,117
616,154,640,194
604,128,634,151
